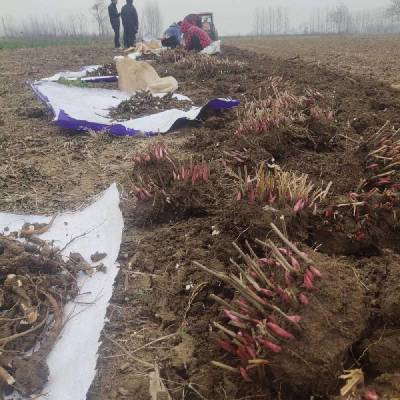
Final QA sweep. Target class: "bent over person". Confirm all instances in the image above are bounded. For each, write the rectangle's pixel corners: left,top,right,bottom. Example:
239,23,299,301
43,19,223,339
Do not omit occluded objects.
121,0,139,48
108,0,120,48
180,20,212,52
161,23,182,49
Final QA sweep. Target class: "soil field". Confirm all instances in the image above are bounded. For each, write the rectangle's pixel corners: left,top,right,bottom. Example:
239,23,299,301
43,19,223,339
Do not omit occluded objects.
226,34,400,86
1,36,400,400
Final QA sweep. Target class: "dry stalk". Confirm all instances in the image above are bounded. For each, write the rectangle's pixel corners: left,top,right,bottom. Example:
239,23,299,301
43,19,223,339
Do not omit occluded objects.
194,225,322,380
233,162,331,213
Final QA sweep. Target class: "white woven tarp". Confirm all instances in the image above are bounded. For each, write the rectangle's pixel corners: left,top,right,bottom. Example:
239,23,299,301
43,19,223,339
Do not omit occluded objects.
2,184,123,400
31,80,239,136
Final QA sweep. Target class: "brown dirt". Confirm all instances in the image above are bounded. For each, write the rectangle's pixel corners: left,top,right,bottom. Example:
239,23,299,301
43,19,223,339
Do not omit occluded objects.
2,38,400,400
226,34,400,86
0,236,79,396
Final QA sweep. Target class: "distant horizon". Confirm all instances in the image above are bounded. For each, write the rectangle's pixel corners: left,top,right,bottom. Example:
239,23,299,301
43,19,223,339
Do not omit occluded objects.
0,0,393,36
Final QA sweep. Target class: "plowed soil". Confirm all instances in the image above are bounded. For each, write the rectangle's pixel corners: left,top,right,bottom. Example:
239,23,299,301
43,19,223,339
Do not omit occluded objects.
1,36,400,400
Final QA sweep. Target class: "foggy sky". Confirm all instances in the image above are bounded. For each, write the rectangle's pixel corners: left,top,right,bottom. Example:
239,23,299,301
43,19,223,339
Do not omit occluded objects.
0,0,389,35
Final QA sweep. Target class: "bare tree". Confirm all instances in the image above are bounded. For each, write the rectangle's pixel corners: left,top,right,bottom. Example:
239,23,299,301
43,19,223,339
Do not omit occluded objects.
388,0,400,17
252,7,290,36
91,0,108,37
328,3,352,33
142,1,163,38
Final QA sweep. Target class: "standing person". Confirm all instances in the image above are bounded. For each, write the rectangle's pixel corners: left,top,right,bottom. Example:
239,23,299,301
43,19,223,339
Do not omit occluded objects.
180,20,212,52
108,0,121,48
161,23,182,49
121,0,139,49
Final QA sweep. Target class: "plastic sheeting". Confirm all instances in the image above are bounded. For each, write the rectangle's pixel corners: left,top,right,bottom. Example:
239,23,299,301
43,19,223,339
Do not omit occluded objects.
31,80,239,137
2,183,123,400
43,65,118,84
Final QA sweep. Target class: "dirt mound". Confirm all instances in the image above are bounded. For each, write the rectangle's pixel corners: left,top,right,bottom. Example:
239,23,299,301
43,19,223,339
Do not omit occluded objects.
0,236,81,396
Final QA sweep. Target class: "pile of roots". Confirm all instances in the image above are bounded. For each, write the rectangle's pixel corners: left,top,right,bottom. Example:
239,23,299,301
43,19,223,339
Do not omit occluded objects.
108,91,193,121
0,236,80,397
86,62,117,77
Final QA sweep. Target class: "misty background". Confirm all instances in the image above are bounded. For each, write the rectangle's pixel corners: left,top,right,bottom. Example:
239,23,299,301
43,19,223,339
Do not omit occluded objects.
0,0,398,37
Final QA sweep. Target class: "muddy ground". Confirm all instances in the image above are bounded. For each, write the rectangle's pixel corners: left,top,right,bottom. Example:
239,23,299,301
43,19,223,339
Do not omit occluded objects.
1,35,400,399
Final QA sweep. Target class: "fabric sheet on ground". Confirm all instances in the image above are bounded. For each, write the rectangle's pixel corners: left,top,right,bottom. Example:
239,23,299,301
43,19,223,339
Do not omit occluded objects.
1,184,123,400
31,79,239,137
43,65,117,83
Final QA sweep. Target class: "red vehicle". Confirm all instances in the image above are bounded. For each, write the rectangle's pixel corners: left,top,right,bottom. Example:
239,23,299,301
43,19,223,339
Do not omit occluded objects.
184,13,219,41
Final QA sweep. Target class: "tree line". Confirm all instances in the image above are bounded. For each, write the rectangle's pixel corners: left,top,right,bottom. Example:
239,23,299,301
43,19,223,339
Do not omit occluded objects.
253,1,400,36
1,0,162,39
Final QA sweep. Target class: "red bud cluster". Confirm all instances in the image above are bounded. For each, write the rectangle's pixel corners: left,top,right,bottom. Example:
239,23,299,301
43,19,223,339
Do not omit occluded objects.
132,142,169,166
235,80,333,136
173,163,210,185
195,224,323,380
364,126,400,191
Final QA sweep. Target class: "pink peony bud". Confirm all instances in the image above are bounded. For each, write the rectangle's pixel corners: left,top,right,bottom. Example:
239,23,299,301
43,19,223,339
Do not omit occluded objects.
294,198,305,213
287,315,301,324
238,331,254,345
298,293,309,305
240,367,252,382
224,309,241,322
366,163,379,169
259,258,275,266
290,256,301,271
275,287,290,304
257,337,282,353
237,346,251,361
303,271,314,289
217,339,236,354
259,288,275,297
285,271,292,286
246,345,257,359
309,266,322,278
266,322,294,340
363,389,379,400
278,247,290,256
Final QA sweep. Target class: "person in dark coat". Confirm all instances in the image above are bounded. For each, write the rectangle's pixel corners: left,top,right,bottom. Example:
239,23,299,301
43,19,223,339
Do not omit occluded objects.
108,0,121,48
121,0,139,48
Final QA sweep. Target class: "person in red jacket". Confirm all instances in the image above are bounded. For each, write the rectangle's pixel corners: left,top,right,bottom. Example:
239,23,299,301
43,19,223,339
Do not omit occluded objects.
179,20,212,52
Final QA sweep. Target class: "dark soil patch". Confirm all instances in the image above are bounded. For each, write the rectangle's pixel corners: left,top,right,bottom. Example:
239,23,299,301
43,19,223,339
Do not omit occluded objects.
89,45,400,400
4,41,400,400
0,236,79,397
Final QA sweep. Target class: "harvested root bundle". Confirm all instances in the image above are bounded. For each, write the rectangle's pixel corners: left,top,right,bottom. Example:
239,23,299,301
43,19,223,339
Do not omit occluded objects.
194,223,322,381
318,189,400,252
132,141,170,166
136,52,159,62
132,158,210,203
86,62,117,77
108,91,193,121
363,123,400,192
158,48,188,64
233,162,331,213
0,236,80,396
175,54,247,79
235,78,334,136
129,152,215,225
